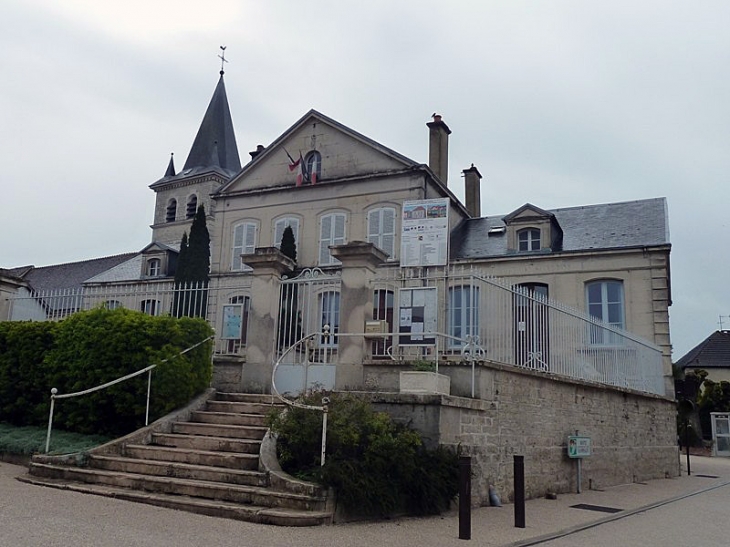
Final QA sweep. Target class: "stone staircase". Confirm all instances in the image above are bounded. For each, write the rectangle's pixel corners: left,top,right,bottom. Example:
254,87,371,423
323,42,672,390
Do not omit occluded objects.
19,392,333,526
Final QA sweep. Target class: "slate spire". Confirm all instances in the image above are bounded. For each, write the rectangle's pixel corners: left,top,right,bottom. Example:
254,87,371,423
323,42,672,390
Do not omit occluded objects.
164,153,176,177
182,73,241,174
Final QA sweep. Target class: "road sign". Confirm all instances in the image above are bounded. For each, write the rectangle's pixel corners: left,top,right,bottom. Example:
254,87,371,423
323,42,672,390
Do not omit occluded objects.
568,436,591,458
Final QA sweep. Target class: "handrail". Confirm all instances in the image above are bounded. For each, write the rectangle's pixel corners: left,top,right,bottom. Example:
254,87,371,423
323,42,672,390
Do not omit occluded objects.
45,335,213,453
270,329,482,465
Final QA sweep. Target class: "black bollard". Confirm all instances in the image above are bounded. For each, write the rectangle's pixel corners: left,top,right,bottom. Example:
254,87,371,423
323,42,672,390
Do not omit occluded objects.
514,455,525,528
459,455,471,540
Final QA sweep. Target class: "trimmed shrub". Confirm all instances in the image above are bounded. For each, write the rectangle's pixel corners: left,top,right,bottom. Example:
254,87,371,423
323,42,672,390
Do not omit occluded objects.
0,307,213,437
268,393,459,517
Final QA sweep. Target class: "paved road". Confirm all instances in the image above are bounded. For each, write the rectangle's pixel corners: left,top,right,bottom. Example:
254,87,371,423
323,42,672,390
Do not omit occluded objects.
1,456,729,547
538,482,730,547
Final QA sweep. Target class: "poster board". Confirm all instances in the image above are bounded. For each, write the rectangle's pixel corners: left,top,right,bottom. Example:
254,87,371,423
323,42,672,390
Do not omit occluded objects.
398,287,438,346
400,198,449,267
221,304,244,340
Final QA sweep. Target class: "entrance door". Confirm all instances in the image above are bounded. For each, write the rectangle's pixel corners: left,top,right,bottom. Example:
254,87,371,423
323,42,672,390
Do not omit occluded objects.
711,413,730,456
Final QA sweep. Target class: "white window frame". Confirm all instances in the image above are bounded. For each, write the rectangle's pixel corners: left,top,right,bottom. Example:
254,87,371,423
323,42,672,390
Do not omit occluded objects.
518,228,541,251
319,212,347,266
232,221,258,271
319,290,340,348
146,258,161,277
586,279,625,344
367,207,397,259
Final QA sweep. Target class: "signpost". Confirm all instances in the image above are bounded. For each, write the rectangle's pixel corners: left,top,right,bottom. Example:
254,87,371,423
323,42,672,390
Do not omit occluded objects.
568,435,591,493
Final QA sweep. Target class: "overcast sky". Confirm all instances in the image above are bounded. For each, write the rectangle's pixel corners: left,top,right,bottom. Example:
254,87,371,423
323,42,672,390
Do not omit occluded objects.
2,0,728,359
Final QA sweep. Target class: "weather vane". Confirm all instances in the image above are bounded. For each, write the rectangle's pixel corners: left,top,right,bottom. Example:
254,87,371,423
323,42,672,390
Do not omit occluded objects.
218,46,228,74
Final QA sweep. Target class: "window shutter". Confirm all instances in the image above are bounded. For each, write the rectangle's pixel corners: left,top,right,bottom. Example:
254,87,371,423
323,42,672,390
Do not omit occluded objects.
382,208,395,257
367,210,380,246
319,214,333,265
244,223,257,254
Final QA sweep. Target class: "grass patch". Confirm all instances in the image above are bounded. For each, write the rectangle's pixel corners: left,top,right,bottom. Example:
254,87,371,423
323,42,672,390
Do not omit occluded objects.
0,423,111,456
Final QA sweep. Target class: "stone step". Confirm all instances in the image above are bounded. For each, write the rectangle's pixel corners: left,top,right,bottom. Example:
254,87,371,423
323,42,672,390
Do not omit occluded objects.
28,463,327,512
89,455,266,486
171,421,267,440
17,476,331,526
151,433,261,454
124,444,259,470
216,392,281,405
191,410,268,427
206,400,285,416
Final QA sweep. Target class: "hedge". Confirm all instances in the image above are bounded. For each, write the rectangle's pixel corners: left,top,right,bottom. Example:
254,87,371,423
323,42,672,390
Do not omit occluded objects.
0,307,213,437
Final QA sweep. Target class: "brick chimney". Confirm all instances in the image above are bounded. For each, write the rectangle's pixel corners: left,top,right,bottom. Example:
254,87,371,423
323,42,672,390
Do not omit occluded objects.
427,114,451,185
463,164,483,218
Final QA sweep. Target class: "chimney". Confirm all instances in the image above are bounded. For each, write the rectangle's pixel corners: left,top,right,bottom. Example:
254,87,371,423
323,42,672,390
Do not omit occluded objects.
249,144,266,160
463,163,483,217
427,114,451,184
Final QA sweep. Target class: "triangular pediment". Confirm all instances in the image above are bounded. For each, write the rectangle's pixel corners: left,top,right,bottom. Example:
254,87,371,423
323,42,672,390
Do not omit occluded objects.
502,203,554,224
217,110,418,195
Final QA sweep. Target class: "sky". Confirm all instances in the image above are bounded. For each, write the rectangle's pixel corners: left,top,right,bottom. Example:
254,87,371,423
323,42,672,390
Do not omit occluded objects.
1,0,728,359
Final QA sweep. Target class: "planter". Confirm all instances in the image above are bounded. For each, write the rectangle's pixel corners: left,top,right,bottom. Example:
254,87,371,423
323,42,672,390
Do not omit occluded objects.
399,371,451,395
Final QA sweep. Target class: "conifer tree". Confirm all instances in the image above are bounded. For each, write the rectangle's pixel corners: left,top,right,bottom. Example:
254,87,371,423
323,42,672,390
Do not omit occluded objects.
174,205,210,317
278,224,301,349
280,225,297,264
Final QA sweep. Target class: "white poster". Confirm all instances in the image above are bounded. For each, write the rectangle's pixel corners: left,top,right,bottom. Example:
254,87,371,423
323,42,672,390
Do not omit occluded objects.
398,287,437,346
400,198,450,267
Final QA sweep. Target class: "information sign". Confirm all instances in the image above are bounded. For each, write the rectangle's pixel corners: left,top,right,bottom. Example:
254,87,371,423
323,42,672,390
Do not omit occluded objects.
400,198,449,267
568,436,591,458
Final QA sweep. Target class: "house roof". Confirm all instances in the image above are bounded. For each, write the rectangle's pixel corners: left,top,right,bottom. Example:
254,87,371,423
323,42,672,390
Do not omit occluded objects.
9,253,138,291
451,197,670,259
676,330,730,370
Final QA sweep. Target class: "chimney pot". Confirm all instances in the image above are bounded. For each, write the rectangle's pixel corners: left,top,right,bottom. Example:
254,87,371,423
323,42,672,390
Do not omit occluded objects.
427,115,451,185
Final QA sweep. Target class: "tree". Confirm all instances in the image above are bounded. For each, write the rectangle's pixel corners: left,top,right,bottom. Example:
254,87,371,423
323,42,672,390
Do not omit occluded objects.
277,224,301,349
174,205,210,318
280,225,297,263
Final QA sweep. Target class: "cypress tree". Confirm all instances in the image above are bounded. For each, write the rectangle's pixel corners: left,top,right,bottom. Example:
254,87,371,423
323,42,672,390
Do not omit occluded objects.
278,224,301,349
280,225,297,264
186,204,210,283
174,205,210,317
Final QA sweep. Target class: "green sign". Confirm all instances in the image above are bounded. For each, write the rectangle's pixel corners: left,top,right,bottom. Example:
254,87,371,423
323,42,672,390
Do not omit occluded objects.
568,436,591,458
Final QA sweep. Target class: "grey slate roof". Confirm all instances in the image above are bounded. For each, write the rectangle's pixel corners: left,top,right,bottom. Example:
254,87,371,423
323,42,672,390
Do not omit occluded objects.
9,253,137,291
451,197,670,259
676,330,730,370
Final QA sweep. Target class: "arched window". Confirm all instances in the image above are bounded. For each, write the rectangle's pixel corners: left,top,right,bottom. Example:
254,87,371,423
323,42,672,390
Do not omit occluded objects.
518,228,541,251
367,207,396,258
166,198,177,223
319,291,340,348
448,285,480,348
274,217,300,250
186,195,198,219
319,212,346,266
586,279,625,344
146,258,161,277
232,222,257,271
305,151,321,184
221,295,250,354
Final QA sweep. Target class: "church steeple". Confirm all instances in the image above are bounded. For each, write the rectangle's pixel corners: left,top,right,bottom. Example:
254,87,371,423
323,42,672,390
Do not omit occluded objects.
182,72,241,175
164,153,176,177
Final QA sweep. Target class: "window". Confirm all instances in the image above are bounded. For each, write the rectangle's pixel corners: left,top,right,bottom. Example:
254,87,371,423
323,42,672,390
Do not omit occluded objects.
274,217,300,249
319,213,346,266
319,291,340,348
186,195,198,219
448,285,480,348
104,300,122,310
518,228,541,251
232,222,257,271
514,283,549,369
146,258,161,277
586,280,625,343
372,289,394,357
305,151,321,184
367,207,396,258
141,299,160,316
166,199,177,222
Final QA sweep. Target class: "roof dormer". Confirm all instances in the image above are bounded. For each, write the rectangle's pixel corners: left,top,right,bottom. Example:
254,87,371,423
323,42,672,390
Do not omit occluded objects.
502,203,563,254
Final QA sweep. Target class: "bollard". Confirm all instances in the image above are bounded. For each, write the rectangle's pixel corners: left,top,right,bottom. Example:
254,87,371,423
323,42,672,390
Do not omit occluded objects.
514,455,525,528
459,455,471,540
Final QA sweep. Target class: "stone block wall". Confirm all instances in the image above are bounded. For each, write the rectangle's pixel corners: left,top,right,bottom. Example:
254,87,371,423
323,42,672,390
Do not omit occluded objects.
362,360,679,506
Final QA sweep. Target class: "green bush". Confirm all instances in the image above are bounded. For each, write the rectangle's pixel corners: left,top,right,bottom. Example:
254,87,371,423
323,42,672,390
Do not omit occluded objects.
0,307,213,437
268,393,459,517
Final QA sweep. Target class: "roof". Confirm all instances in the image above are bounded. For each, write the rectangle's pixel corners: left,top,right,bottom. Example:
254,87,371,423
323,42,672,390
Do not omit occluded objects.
9,253,137,291
451,197,670,259
151,73,241,186
676,330,730,370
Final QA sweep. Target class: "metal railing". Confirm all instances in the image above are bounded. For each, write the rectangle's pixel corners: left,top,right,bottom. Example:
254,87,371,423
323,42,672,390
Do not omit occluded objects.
44,336,213,453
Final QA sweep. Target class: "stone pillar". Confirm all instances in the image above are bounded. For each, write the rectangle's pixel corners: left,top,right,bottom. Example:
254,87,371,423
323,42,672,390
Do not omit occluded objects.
329,241,387,390
241,247,295,393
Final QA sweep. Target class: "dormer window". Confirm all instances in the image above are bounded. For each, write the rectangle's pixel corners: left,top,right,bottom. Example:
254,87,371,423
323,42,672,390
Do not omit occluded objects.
146,258,161,277
186,195,198,219
166,199,177,223
305,151,321,184
518,228,541,251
